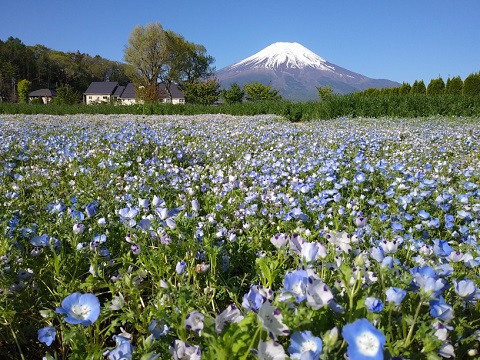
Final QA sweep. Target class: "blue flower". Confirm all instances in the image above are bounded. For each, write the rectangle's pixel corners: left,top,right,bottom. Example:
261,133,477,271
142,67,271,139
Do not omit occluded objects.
288,330,323,359
85,201,98,217
342,318,385,360
385,287,407,306
242,285,272,312
281,269,308,303
429,296,454,322
56,292,100,326
432,239,453,257
391,222,404,232
301,242,327,264
149,319,169,339
354,171,366,183
454,278,477,299
176,260,187,275
107,342,133,360
38,326,56,346
364,297,384,313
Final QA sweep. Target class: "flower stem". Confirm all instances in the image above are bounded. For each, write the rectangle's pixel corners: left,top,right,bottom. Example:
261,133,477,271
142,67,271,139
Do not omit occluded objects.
404,300,423,348
241,325,262,360
10,325,26,360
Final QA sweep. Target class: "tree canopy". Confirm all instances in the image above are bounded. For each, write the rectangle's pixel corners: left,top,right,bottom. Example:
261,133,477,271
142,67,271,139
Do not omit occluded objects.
244,82,282,102
427,77,445,96
221,83,245,104
0,36,129,102
124,22,215,103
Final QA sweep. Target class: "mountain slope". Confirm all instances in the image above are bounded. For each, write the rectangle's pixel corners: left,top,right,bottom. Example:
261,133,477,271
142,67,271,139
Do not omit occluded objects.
216,42,400,101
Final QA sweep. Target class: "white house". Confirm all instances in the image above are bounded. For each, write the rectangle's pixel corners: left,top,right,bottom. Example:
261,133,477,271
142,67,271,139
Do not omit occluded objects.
29,88,57,104
83,82,185,105
159,83,185,104
83,82,120,104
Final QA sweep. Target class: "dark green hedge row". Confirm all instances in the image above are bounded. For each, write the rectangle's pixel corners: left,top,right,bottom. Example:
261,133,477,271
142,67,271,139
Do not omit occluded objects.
1,94,480,121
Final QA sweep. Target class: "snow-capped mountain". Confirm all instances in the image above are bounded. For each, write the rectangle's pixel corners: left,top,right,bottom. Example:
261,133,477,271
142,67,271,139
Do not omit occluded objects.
229,42,335,71
216,42,400,101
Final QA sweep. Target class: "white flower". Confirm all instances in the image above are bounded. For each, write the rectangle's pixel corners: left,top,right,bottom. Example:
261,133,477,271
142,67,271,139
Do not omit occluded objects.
254,339,287,360
257,302,289,340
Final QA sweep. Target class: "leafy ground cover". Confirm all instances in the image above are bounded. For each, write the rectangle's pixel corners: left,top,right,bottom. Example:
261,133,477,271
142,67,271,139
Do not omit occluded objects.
0,114,479,359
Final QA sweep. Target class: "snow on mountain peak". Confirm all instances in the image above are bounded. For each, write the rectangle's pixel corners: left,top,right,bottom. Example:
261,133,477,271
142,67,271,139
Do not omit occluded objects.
230,42,335,71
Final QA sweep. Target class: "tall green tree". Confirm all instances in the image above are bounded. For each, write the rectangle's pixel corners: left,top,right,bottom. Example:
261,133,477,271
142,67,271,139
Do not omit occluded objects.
221,83,244,104
444,76,463,95
17,79,31,103
410,80,426,95
463,72,480,96
124,22,167,102
317,85,334,101
398,82,411,95
244,82,281,102
182,78,220,105
427,77,445,95
162,30,215,101
53,85,81,104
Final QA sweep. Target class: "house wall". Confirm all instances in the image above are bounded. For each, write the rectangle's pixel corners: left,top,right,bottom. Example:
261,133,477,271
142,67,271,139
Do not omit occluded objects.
121,98,138,105
161,98,185,104
29,96,53,104
86,94,111,104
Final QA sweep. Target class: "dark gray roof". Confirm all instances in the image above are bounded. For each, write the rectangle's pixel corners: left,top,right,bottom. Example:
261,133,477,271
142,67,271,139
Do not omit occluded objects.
120,83,136,99
113,85,125,97
159,83,184,99
29,89,57,97
84,82,119,95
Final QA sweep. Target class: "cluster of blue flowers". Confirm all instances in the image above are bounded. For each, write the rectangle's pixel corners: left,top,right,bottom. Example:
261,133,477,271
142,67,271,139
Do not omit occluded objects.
1,114,479,359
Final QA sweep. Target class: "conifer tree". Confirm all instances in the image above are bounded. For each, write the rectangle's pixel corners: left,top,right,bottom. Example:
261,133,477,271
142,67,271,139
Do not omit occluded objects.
445,76,463,95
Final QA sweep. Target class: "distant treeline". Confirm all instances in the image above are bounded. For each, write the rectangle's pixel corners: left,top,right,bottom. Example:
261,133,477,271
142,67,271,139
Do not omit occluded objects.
0,36,130,102
358,73,480,97
2,94,480,121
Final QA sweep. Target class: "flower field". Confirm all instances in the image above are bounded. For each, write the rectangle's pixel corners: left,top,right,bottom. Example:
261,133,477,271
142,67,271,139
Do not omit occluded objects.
0,114,479,359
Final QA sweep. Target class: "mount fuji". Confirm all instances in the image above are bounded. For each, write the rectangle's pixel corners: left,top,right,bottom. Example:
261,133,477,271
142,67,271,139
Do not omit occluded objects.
216,42,400,101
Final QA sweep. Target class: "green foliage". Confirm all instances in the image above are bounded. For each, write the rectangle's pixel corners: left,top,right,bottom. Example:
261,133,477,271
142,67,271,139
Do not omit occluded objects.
1,93,480,120
221,83,245,104
445,76,463,95
124,23,215,103
29,97,43,105
410,80,426,95
17,79,31,103
0,36,129,103
182,78,221,105
53,85,81,105
124,22,166,102
317,85,334,101
282,102,304,122
427,77,445,96
463,72,480,96
244,82,281,102
398,82,412,95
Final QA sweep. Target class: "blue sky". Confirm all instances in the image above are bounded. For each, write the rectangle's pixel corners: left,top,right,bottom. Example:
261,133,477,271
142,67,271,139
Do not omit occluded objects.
1,0,479,84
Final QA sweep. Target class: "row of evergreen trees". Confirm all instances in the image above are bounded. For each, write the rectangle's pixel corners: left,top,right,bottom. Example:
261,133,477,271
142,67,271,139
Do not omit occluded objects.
359,72,480,97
